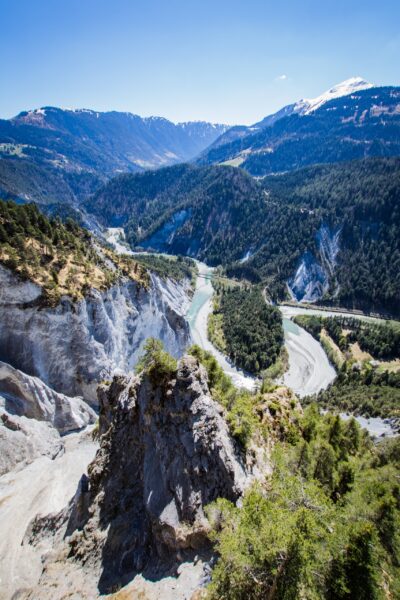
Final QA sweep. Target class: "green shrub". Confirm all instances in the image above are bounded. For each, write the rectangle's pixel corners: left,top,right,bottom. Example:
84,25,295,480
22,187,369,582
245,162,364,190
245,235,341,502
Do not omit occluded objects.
206,409,400,599
189,345,258,449
135,338,177,384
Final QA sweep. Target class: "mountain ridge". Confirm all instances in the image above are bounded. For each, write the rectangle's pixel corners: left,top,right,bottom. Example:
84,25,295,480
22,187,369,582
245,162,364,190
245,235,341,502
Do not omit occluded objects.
201,77,374,152
0,107,229,206
198,84,400,175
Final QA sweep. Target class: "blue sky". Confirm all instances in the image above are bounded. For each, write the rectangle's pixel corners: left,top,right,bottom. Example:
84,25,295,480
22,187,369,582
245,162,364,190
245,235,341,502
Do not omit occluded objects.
1,0,399,124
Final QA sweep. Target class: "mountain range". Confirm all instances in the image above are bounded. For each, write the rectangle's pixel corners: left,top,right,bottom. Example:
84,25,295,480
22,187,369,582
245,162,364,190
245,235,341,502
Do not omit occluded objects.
2,77,400,210
198,78,400,175
0,107,228,205
1,77,400,315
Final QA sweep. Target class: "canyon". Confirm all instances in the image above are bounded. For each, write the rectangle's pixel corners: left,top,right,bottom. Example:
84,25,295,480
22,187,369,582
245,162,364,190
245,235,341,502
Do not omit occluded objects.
0,76,399,598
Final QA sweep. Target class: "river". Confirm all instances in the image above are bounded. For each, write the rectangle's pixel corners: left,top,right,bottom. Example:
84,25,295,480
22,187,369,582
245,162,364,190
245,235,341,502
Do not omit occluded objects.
186,262,257,390
279,313,336,396
281,305,396,437
186,262,395,438
185,261,337,397
104,231,396,438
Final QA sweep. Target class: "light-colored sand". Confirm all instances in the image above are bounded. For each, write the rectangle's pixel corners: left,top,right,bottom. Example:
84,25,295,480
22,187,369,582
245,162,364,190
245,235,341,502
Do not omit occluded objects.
105,228,135,256
108,559,209,600
281,318,336,397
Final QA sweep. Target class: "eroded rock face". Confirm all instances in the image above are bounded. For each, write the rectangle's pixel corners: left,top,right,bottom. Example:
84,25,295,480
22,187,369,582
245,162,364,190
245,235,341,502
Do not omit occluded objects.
26,356,257,597
0,264,192,405
0,408,63,475
288,250,329,303
0,363,95,475
0,361,96,434
288,224,341,303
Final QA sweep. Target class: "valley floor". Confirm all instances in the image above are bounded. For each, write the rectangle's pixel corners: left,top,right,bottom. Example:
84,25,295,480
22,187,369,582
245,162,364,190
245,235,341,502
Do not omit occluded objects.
187,266,397,438
186,261,257,390
103,233,398,438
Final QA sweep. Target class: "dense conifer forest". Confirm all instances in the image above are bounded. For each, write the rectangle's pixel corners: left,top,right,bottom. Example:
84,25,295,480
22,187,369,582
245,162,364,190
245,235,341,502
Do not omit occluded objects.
260,158,400,313
295,314,400,425
207,406,400,599
88,157,400,316
208,286,284,374
130,253,196,282
184,346,400,600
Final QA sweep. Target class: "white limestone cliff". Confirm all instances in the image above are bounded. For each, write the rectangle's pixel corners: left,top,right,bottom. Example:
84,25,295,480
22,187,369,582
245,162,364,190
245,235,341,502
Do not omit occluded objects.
0,265,192,405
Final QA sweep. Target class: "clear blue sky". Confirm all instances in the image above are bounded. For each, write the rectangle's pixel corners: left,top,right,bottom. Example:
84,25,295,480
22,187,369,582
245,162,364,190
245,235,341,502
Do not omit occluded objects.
1,0,399,124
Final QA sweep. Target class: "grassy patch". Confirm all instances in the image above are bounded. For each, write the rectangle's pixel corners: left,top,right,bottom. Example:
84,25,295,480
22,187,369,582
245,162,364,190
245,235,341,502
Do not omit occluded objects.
320,330,345,369
207,297,228,353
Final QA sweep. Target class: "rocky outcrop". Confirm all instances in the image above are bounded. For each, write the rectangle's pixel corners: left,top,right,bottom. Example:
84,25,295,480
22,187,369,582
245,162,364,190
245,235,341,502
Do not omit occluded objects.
24,355,262,598
317,224,340,279
0,361,96,434
140,208,192,251
288,251,329,303
0,264,192,405
0,408,62,475
0,362,95,475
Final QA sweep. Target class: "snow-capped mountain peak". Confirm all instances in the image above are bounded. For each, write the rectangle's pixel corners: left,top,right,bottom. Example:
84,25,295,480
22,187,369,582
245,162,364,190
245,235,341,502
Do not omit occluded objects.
297,76,374,114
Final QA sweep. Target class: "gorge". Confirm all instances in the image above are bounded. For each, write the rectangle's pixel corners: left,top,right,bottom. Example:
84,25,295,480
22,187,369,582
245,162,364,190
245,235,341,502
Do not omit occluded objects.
103,232,397,438
0,263,191,405
0,70,399,599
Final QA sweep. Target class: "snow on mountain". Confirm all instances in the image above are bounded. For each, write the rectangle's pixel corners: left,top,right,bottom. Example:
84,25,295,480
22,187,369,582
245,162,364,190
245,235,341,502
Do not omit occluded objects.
237,78,374,133
296,77,373,114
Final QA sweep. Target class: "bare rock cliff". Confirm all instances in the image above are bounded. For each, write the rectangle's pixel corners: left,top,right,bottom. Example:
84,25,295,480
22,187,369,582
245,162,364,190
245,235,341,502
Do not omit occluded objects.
0,264,192,405
0,361,96,434
0,361,96,475
25,355,260,598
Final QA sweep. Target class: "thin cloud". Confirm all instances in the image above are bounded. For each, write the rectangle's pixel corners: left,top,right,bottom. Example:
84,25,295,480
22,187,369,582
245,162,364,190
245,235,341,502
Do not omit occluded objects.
276,74,288,81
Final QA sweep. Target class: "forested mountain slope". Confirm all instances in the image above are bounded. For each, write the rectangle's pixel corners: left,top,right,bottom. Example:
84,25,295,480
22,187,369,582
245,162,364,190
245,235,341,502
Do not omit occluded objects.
0,199,149,305
202,77,373,154
0,107,227,205
255,158,400,313
87,163,266,258
88,158,400,315
198,86,400,176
